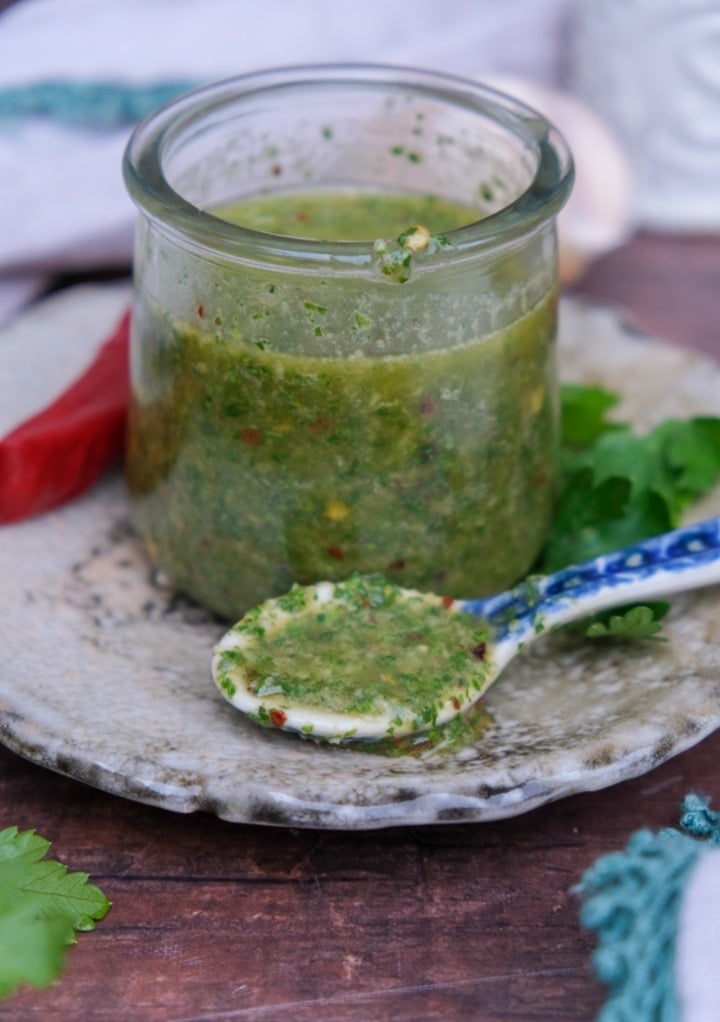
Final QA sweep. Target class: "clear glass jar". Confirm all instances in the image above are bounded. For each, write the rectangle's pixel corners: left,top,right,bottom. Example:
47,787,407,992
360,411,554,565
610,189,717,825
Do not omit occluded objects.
123,65,573,620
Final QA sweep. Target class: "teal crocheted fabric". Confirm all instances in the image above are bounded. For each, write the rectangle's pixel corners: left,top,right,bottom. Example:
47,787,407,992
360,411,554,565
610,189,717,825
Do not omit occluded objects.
0,80,200,127
580,794,720,1022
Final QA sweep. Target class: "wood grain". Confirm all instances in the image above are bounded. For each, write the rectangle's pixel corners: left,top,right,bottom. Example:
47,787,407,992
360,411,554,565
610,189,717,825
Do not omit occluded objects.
2,231,720,1021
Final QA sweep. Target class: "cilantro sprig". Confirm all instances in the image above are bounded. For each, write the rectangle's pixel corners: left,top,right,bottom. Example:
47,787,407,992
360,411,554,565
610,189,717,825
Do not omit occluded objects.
544,384,720,640
0,826,110,999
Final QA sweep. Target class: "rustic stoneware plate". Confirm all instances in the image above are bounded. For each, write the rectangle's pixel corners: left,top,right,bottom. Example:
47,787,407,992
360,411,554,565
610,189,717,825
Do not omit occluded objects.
2,285,720,829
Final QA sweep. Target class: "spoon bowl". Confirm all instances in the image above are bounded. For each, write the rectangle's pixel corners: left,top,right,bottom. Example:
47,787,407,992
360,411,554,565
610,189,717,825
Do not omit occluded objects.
212,515,720,742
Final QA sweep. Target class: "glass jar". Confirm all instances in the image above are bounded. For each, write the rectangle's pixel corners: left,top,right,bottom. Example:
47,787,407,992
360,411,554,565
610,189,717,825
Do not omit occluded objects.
123,64,573,620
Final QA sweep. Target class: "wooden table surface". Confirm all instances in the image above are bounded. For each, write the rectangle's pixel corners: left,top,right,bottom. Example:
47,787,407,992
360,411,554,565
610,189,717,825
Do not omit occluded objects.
2,232,720,1022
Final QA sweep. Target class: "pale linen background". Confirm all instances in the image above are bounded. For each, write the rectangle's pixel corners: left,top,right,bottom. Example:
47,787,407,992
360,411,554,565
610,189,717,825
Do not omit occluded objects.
0,0,574,321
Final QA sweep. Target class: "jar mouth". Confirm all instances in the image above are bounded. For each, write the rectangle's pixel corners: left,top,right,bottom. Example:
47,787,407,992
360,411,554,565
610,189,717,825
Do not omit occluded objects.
123,63,573,271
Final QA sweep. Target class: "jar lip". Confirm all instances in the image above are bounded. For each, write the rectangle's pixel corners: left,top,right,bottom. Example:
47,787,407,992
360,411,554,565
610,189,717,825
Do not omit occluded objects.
123,63,574,269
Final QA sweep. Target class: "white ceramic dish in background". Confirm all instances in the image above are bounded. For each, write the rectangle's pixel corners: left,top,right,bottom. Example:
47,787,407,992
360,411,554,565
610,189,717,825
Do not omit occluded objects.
568,1,720,232
1,285,719,829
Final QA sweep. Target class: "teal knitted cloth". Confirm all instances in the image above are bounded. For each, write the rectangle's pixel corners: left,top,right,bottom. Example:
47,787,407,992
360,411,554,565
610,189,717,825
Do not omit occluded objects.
0,80,199,127
580,794,720,1022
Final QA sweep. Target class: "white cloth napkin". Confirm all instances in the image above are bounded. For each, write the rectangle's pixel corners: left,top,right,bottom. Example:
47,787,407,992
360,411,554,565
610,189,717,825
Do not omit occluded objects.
678,849,720,1022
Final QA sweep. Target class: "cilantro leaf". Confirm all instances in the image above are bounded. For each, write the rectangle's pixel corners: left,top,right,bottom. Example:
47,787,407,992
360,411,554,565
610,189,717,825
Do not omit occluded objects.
544,389,720,574
541,470,631,572
560,383,621,446
655,417,720,503
0,889,71,998
576,601,670,641
0,827,110,999
542,386,720,642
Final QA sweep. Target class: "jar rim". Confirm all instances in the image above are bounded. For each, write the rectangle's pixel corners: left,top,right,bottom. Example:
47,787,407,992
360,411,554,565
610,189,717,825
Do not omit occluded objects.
123,63,574,270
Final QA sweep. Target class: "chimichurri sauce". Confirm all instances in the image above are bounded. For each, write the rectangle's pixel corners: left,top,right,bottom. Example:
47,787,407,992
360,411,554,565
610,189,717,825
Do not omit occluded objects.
214,190,479,240
219,576,489,712
127,190,558,620
212,574,494,740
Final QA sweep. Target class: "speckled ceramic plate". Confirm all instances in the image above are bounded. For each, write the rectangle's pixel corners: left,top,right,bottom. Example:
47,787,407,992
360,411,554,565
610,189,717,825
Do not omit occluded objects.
2,285,720,829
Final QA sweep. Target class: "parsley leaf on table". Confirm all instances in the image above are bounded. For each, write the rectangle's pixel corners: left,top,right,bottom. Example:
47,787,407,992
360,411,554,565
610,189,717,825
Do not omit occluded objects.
0,826,110,999
543,385,720,640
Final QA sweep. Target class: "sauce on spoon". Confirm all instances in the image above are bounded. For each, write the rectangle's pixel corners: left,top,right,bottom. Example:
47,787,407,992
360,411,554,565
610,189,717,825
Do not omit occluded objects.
212,516,720,743
212,574,493,741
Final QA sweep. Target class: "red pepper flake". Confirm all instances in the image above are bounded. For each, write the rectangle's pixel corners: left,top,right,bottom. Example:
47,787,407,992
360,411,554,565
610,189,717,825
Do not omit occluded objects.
241,427,262,446
388,558,405,571
441,595,455,609
309,417,331,435
472,642,487,660
419,395,435,415
452,696,461,710
269,709,287,728
531,468,548,488
196,303,205,318
326,545,345,561
294,211,309,222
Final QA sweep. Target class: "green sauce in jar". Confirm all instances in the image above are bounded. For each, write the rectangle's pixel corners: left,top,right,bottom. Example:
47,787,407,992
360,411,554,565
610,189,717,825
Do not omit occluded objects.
214,189,478,241
127,189,558,619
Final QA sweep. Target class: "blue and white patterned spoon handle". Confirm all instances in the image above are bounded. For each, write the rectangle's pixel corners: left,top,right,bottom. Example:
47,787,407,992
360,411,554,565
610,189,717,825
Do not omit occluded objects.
460,515,720,654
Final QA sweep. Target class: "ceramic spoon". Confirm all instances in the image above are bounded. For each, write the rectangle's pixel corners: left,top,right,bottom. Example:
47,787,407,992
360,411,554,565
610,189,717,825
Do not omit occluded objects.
212,515,720,743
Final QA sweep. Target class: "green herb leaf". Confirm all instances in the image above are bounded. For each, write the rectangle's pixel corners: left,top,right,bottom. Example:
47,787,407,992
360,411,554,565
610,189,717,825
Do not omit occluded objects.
560,383,622,446
579,602,671,641
544,386,720,642
656,417,720,502
0,827,110,999
0,892,71,998
545,388,720,574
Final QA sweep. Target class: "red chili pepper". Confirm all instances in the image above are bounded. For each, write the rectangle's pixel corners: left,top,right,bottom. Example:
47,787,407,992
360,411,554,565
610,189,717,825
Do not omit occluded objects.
269,709,288,728
0,309,130,525
441,595,454,609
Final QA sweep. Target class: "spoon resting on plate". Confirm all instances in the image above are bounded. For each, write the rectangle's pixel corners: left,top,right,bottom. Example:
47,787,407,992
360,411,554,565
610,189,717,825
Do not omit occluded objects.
211,515,720,743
